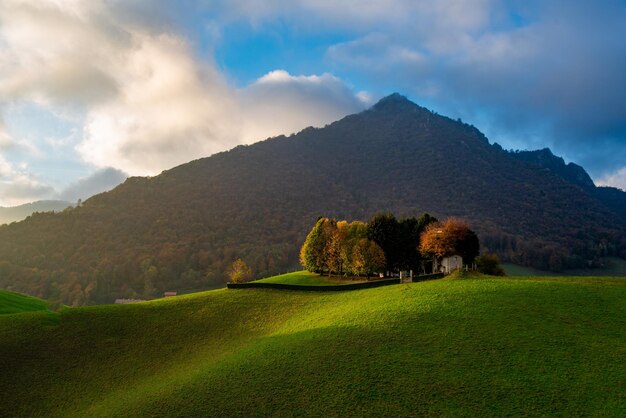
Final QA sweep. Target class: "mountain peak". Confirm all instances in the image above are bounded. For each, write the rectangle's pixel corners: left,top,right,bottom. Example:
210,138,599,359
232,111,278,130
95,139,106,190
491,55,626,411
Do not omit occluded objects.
508,147,595,189
372,93,419,111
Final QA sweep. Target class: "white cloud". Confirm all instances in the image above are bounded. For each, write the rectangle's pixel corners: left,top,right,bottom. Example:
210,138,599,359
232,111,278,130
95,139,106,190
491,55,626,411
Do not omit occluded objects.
77,32,239,175
0,155,55,206
0,155,12,178
214,0,493,37
327,34,428,73
0,0,121,109
0,156,127,206
0,119,14,149
597,167,626,191
0,0,368,180
238,70,368,142
0,1,237,176
58,167,127,202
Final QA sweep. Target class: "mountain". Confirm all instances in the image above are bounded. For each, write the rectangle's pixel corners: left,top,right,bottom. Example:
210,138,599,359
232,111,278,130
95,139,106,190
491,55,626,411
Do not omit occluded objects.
594,186,626,221
0,94,624,305
507,148,595,190
0,200,72,225
507,147,626,221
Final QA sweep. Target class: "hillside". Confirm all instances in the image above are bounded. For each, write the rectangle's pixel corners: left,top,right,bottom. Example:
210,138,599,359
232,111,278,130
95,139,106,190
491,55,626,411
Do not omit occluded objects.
0,200,71,225
0,274,624,416
0,94,625,305
0,290,50,315
507,148,626,221
595,186,626,221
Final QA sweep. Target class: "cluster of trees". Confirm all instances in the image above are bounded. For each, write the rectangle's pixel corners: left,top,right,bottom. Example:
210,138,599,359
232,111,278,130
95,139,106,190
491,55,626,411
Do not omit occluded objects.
300,213,481,278
300,218,385,278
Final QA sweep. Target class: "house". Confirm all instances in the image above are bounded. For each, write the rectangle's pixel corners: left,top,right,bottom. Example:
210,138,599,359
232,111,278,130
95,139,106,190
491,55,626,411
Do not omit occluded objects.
163,291,177,297
440,255,463,273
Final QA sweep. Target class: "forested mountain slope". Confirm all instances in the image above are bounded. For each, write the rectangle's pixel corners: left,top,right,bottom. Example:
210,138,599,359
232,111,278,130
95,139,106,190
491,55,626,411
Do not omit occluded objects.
507,148,626,221
0,94,624,304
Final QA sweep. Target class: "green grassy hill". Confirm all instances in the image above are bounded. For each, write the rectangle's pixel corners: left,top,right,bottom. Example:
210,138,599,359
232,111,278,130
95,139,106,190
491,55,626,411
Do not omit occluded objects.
0,290,50,315
255,270,367,285
503,257,626,277
1,273,624,416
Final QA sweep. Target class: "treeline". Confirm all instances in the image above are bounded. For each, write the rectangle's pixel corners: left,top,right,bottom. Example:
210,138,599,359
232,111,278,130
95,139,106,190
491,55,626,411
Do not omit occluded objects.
0,206,297,307
300,213,481,277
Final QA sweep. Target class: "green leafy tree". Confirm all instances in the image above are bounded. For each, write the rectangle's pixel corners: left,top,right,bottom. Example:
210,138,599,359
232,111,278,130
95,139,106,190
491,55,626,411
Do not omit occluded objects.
416,213,438,231
397,214,438,272
456,229,480,264
325,221,347,276
341,221,368,274
367,213,401,273
352,239,386,279
300,217,344,274
475,253,505,276
228,258,252,283
300,218,330,273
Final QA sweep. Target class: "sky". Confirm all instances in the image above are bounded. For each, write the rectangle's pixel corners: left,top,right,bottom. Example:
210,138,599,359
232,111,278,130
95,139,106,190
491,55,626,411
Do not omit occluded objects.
0,0,625,206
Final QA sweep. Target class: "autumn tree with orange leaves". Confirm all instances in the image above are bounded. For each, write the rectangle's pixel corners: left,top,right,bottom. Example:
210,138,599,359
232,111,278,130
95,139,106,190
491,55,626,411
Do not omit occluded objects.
419,218,479,264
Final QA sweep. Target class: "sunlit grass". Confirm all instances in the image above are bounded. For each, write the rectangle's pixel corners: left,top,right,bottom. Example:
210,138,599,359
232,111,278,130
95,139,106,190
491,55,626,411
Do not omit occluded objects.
1,274,624,416
0,290,50,315
254,270,366,285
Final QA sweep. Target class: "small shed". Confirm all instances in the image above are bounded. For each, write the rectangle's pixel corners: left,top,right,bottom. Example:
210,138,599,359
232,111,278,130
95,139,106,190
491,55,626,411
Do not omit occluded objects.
163,291,177,297
440,255,463,273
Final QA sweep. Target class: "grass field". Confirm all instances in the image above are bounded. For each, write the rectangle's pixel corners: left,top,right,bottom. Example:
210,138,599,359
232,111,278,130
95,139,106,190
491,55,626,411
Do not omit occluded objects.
1,272,624,417
255,270,367,285
0,290,50,315
501,263,558,276
503,257,626,277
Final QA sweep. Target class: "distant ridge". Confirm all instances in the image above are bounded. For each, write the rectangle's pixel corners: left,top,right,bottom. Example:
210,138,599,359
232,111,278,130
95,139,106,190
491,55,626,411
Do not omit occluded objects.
507,148,595,189
0,200,72,225
0,94,624,305
507,147,626,220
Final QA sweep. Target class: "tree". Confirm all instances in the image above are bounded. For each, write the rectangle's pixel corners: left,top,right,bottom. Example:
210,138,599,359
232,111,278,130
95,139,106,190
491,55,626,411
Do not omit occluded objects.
351,239,386,279
367,213,401,273
475,253,505,276
341,221,368,274
228,259,252,283
324,219,344,276
397,214,438,272
419,218,480,268
444,220,479,264
419,222,450,259
416,213,438,231
300,218,330,273
300,217,345,275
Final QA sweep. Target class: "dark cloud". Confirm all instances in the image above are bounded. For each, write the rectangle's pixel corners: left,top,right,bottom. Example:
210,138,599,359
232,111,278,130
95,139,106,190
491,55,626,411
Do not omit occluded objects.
324,1,626,181
58,168,127,202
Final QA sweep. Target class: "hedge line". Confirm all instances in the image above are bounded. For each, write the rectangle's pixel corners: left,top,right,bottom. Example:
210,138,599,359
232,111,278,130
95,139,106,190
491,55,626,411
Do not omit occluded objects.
227,278,401,291
411,272,445,282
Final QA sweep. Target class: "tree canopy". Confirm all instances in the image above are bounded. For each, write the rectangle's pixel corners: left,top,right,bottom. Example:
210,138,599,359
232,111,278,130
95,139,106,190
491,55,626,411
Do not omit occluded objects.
301,213,448,277
419,218,480,263
228,259,253,283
